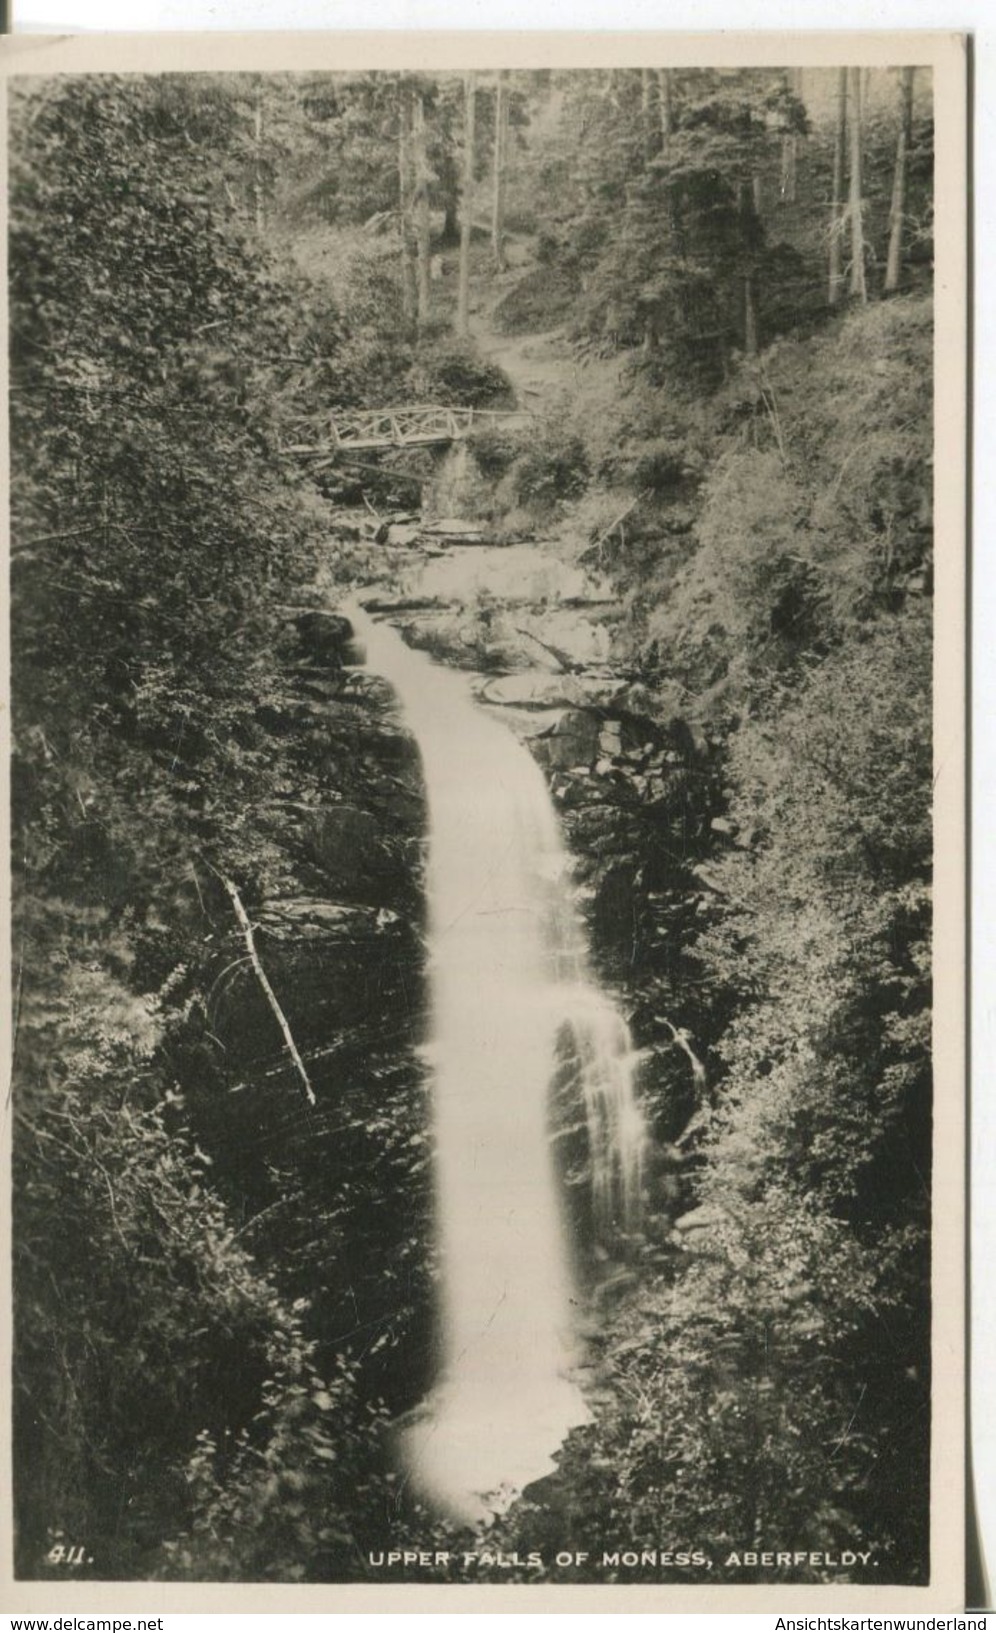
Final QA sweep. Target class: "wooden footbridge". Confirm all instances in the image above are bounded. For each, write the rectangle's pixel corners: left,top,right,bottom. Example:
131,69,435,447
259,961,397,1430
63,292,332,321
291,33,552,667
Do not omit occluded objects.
288,403,533,460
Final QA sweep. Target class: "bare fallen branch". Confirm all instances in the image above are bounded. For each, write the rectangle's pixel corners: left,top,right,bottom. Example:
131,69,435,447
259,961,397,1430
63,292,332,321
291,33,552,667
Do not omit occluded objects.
208,866,316,1107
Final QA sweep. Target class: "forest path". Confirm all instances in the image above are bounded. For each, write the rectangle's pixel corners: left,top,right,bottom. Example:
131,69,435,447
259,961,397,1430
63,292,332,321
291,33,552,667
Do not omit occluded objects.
470,313,577,414
459,240,630,442
461,238,579,414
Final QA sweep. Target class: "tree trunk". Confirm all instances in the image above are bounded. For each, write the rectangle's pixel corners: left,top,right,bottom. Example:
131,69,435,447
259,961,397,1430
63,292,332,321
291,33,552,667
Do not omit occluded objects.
640,69,660,349
780,68,800,203
780,136,797,203
398,79,417,327
456,71,475,336
847,66,867,303
658,67,673,142
492,69,508,272
641,69,658,161
738,179,760,357
647,66,677,350
253,89,265,233
744,275,759,356
413,92,432,327
828,67,847,307
884,67,915,293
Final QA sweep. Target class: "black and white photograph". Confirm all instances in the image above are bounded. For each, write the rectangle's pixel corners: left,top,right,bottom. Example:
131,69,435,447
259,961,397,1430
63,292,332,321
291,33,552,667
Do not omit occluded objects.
2,31,967,1611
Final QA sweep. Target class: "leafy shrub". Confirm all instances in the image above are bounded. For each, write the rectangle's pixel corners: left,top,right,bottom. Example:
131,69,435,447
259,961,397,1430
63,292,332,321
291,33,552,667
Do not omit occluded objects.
508,1189,893,1585
159,1351,392,1582
492,264,581,334
535,229,563,265
12,928,360,1579
406,341,516,408
469,423,531,480
508,429,590,509
630,438,703,497
502,206,539,235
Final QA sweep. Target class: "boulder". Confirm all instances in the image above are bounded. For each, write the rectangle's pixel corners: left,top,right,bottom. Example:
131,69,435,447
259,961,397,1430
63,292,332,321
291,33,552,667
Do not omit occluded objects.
479,672,628,710
292,610,361,667
598,721,623,758
421,517,486,540
513,612,613,670
413,543,599,608
672,1203,727,1256
382,523,422,549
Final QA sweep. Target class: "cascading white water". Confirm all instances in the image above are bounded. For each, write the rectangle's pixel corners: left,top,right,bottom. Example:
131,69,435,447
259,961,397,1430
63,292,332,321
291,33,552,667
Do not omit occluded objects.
349,605,646,1523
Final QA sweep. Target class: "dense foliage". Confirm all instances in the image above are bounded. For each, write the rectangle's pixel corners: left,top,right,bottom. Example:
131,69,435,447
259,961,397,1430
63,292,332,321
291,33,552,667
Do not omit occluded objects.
10,73,429,1581
10,66,937,1588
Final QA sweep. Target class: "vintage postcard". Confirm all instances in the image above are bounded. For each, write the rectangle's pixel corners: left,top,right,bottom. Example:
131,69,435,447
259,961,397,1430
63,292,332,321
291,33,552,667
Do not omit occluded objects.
0,28,967,1613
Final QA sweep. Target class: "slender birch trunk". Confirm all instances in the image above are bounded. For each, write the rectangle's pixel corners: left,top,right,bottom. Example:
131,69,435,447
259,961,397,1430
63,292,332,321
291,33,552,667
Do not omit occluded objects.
253,89,265,233
641,69,658,161
884,67,915,293
780,68,800,203
456,71,475,335
658,67,673,142
398,79,417,327
828,68,847,307
413,91,432,326
492,69,508,272
738,180,760,356
646,67,676,351
848,66,867,303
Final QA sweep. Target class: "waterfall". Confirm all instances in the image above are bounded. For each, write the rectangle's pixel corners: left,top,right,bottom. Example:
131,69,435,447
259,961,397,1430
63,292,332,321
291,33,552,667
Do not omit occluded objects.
424,441,488,520
348,606,646,1524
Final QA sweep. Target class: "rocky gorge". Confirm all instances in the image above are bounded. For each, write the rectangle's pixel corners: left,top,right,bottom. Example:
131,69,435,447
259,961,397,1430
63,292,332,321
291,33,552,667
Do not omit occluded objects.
11,65,936,1588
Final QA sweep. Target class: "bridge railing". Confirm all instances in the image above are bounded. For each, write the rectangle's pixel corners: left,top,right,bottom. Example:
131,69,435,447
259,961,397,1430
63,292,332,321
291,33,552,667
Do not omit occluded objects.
327,404,531,448
285,404,535,459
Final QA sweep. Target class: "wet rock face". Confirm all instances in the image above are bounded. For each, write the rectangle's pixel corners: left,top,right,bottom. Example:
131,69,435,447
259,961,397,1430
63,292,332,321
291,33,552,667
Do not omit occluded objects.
302,804,393,892
179,643,434,1415
526,696,721,1160
192,561,716,1405
256,897,400,940
533,709,602,770
408,541,614,610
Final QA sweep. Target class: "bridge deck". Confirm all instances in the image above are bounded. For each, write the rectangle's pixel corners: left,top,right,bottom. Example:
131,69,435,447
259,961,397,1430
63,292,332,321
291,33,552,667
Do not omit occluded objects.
289,404,534,458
